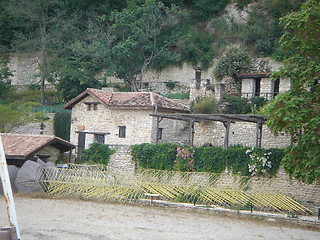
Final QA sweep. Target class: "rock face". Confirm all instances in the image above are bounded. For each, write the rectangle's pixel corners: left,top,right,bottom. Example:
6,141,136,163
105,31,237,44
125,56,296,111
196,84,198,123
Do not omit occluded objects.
1,160,57,195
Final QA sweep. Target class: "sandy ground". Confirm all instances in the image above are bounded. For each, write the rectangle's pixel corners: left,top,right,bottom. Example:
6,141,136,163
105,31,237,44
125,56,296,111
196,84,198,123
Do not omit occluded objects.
1,197,319,240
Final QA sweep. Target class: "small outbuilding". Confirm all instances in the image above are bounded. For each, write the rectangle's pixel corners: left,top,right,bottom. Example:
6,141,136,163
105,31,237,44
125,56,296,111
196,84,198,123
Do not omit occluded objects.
1,133,75,167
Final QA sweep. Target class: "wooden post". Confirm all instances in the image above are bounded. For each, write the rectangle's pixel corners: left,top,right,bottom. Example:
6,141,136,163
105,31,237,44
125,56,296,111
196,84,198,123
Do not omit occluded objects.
156,116,160,143
223,120,231,148
189,119,195,146
155,117,163,143
0,135,21,240
256,120,263,148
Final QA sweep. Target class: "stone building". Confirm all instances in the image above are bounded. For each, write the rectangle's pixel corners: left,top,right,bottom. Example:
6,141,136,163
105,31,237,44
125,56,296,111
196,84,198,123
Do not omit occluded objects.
63,88,190,153
1,133,75,167
237,72,291,100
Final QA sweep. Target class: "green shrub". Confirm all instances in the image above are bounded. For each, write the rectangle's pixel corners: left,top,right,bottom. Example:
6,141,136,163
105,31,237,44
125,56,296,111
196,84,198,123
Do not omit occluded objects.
214,48,252,80
180,30,215,69
255,39,274,56
174,146,195,171
34,105,68,113
131,143,285,176
225,146,250,175
28,84,41,90
165,81,177,90
165,92,190,99
53,112,71,141
223,95,251,114
265,0,302,18
236,0,253,10
81,142,116,165
191,97,216,114
194,147,226,173
131,143,178,170
191,0,230,21
250,96,267,112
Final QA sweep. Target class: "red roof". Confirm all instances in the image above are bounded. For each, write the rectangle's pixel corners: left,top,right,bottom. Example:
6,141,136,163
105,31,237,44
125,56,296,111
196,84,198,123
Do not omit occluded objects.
0,134,75,159
237,72,270,79
63,89,190,113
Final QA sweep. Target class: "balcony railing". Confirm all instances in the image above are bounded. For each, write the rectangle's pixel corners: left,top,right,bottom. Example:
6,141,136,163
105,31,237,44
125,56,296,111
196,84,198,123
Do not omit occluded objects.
241,92,279,100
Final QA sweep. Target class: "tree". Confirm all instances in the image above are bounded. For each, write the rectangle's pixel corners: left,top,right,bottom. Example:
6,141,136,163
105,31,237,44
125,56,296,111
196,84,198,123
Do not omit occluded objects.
261,0,320,183
0,0,16,48
4,0,66,104
108,0,185,91
0,103,47,132
53,112,71,141
54,57,101,101
0,55,12,99
4,0,105,103
214,48,252,80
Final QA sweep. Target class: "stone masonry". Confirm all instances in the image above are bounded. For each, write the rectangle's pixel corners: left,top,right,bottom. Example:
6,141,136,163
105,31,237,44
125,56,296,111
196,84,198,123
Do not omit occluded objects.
107,145,320,213
193,121,291,148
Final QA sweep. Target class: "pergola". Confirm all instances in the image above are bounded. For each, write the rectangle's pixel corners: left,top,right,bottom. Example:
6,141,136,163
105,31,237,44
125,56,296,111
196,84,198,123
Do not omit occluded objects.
150,113,267,148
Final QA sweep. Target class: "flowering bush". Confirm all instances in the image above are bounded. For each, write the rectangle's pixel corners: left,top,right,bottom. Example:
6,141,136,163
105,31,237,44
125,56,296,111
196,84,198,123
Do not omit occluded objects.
246,148,272,176
174,147,195,172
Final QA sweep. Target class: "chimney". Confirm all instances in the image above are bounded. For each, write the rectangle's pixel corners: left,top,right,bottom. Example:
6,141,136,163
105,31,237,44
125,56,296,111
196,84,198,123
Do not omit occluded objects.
194,66,202,80
101,87,116,92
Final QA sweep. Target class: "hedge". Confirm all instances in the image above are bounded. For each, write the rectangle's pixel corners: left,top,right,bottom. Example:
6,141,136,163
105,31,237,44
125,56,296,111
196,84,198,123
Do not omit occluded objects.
131,143,285,176
131,143,178,170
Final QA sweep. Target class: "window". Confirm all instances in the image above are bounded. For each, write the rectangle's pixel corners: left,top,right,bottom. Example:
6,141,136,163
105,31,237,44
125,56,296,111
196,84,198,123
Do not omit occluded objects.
273,78,280,97
94,134,105,143
157,128,163,140
85,102,99,111
77,132,86,155
118,126,126,138
255,78,261,96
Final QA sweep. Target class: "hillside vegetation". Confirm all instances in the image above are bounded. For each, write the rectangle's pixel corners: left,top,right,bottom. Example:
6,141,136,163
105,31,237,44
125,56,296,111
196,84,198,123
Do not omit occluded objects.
0,0,319,183
0,0,303,102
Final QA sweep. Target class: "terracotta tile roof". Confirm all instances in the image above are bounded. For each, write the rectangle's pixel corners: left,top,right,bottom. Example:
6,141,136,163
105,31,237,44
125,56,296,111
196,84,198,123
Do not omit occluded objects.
237,72,270,79
64,88,190,113
0,133,75,159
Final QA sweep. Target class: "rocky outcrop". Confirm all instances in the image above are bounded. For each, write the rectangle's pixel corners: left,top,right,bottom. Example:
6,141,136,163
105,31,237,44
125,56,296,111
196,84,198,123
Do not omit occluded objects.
0,160,56,195
15,160,44,194
0,165,18,194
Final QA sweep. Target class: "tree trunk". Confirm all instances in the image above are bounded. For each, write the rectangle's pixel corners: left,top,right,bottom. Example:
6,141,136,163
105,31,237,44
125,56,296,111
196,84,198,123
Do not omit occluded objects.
40,22,47,105
127,77,139,92
140,66,145,91
40,76,45,105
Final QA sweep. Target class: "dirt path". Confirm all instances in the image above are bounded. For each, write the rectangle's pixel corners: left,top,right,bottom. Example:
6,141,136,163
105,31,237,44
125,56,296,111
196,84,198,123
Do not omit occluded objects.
1,197,319,240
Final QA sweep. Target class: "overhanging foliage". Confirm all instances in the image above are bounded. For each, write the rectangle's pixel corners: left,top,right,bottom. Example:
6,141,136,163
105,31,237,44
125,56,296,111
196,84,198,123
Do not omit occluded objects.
261,0,320,183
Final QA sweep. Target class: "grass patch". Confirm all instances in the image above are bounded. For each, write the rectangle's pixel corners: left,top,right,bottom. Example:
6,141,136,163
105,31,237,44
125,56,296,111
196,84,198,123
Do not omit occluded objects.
165,92,190,99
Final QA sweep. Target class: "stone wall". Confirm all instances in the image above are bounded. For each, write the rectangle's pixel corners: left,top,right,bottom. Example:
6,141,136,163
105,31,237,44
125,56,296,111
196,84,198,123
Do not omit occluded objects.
193,121,290,148
108,145,136,174
8,52,40,86
107,146,320,213
7,52,53,89
36,145,61,163
142,63,214,86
